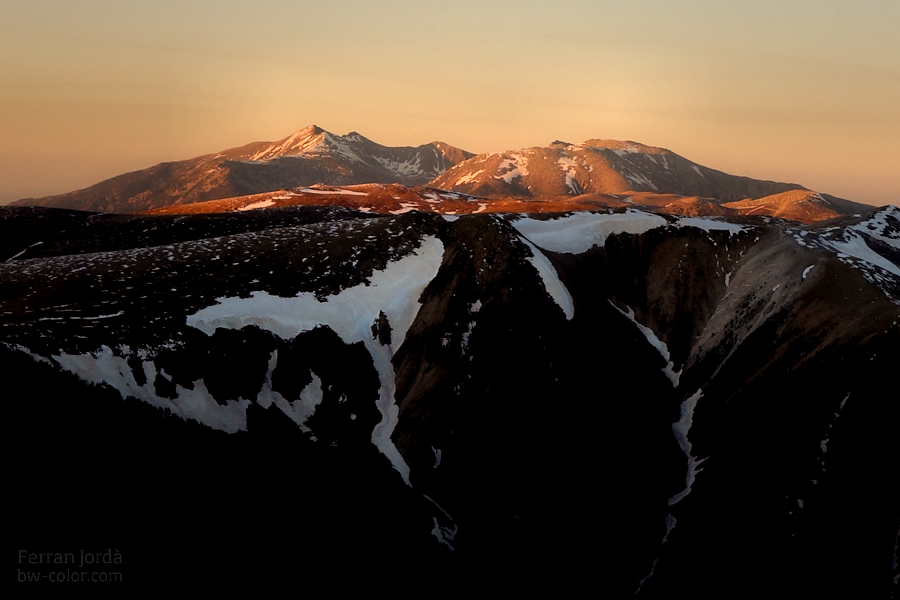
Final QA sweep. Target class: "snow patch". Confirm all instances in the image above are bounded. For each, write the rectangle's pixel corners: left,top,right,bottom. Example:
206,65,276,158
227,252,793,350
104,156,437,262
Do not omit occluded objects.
668,390,706,505
374,154,426,178
256,352,323,433
186,236,446,483
825,232,900,277
677,217,746,236
609,302,680,387
298,187,368,196
51,346,250,433
389,202,420,215
557,156,580,194
455,169,485,186
494,152,530,184
625,171,659,191
511,210,668,254
424,494,458,550
237,199,275,211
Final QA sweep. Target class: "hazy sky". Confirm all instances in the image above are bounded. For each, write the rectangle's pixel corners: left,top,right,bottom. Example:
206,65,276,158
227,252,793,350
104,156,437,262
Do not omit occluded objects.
1,0,898,206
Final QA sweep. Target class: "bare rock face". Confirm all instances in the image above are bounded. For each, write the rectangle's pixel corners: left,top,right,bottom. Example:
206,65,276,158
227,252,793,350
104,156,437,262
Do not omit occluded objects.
4,203,898,594
11,125,473,214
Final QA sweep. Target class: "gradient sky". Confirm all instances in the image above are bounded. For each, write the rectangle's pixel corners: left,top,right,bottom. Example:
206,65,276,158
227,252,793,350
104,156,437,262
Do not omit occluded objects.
1,0,898,206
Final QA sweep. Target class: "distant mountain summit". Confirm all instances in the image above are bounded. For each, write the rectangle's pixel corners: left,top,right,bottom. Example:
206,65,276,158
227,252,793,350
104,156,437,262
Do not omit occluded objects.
432,139,802,200
428,138,874,222
13,128,874,221
12,125,474,214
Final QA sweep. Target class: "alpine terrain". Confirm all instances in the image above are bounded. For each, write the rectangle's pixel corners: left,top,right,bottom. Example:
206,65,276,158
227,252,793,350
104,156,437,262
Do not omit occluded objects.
11,128,872,223
5,128,898,595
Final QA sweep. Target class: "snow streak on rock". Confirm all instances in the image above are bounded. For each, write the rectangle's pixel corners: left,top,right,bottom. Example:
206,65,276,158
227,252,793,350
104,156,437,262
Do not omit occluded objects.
256,351,323,433
424,494,458,550
816,393,851,478
186,236,446,484
676,217,747,236
633,515,678,596
494,152,530,184
609,301,680,387
519,236,574,320
668,390,706,506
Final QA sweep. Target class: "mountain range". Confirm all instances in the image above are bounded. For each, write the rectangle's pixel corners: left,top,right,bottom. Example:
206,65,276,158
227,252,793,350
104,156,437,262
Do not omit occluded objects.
11,125,473,214
12,125,872,223
5,124,898,594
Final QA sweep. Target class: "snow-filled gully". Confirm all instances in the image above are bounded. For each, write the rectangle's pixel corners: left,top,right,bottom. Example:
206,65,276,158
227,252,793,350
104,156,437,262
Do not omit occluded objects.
607,303,705,595
512,213,711,520
608,302,680,387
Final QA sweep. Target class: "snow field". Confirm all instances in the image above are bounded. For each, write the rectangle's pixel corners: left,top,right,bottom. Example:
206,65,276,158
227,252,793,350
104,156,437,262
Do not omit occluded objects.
52,346,251,433
511,210,668,254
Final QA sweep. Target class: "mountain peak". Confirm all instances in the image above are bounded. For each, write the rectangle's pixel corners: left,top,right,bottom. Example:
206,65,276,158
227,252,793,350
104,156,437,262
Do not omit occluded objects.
581,139,666,154
297,124,325,136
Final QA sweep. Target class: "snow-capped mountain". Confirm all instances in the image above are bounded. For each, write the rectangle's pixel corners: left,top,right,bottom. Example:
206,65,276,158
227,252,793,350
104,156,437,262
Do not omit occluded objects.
430,139,871,221
5,202,898,594
11,125,473,214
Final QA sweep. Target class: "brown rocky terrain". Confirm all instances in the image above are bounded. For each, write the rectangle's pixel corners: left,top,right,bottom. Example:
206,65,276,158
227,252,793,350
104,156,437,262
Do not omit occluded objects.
143,183,858,227
12,128,877,225
723,190,847,224
11,125,473,214
430,139,874,222
143,183,633,217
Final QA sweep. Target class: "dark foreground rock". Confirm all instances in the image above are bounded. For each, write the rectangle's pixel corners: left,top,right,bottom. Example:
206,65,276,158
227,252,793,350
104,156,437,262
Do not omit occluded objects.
5,205,898,594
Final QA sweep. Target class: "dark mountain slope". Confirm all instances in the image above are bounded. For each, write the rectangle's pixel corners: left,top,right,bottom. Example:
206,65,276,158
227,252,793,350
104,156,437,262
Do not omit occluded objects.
4,204,898,593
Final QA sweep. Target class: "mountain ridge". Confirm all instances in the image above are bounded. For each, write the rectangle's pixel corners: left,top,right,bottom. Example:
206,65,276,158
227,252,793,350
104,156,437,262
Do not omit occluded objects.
12,125,474,214
11,126,874,223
